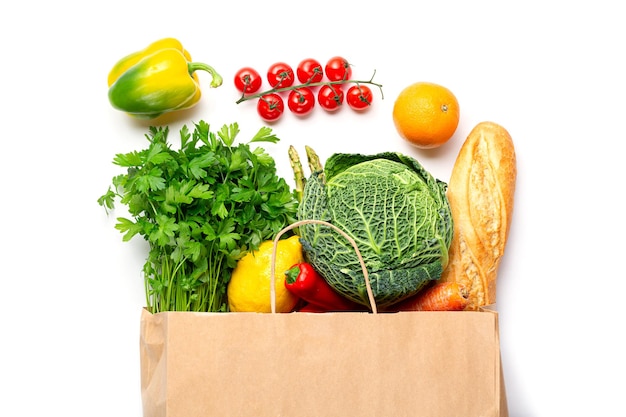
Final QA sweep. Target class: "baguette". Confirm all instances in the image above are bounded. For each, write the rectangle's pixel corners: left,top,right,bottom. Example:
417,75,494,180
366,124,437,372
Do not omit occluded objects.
439,121,516,309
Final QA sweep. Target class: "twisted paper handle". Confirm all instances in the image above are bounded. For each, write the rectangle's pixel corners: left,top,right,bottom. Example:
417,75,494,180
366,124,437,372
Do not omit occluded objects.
270,219,377,314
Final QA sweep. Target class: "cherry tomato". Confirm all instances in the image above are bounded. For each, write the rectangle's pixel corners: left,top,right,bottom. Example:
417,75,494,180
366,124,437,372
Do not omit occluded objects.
257,93,284,122
324,56,352,82
346,85,374,111
317,85,344,112
267,62,295,88
288,87,315,116
234,67,262,94
296,58,324,84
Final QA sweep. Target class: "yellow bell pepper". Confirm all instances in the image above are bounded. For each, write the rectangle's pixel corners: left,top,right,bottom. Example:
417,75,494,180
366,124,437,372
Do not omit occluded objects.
107,38,223,120
227,236,304,313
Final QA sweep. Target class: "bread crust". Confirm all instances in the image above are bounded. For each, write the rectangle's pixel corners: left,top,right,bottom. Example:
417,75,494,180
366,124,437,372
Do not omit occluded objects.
439,121,516,309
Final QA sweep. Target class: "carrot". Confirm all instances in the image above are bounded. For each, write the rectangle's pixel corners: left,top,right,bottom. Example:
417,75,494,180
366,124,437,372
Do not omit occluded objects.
390,282,470,312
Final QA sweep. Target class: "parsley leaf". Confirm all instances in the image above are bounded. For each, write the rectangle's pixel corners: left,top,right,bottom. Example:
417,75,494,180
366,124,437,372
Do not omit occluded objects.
99,122,299,313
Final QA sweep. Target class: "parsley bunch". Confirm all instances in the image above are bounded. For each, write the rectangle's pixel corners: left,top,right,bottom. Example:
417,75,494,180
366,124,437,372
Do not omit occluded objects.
99,121,299,313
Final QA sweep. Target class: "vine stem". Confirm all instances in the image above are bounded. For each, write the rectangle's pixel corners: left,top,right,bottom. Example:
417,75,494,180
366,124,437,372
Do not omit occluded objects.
235,70,384,104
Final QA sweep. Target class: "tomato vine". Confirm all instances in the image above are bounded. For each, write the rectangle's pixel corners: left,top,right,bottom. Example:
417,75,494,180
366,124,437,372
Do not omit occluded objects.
235,70,384,105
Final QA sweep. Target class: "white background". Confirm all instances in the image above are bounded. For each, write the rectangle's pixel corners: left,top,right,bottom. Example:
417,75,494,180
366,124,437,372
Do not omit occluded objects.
1,1,624,416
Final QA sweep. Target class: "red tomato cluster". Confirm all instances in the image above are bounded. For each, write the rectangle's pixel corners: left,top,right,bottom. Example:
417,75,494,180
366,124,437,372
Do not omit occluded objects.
234,56,374,122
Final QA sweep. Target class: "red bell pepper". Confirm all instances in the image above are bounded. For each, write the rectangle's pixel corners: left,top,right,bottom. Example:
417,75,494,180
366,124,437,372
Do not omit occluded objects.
284,263,359,311
297,303,331,313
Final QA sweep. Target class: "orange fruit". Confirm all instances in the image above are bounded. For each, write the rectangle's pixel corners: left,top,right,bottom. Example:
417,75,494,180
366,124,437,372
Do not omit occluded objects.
392,82,460,149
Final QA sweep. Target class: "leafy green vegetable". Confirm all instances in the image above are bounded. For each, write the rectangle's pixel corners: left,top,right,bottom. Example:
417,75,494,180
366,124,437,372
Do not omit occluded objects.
98,121,299,313
297,152,453,309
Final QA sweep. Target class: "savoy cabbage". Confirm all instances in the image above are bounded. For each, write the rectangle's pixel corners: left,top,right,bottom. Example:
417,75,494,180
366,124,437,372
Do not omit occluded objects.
298,152,453,309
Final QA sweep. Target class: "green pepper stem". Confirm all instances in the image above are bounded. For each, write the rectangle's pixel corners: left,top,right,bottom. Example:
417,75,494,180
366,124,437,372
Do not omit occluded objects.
188,62,224,88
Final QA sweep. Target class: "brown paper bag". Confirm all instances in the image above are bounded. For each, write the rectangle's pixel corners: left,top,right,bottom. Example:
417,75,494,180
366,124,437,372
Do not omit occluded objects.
141,308,507,417
139,220,508,417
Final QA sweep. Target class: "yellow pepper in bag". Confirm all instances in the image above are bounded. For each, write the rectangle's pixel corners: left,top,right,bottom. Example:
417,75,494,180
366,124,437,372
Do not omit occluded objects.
227,236,304,313
107,38,223,120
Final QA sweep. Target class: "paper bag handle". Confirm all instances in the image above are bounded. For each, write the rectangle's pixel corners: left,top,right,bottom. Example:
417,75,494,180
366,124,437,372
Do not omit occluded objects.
270,219,377,314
